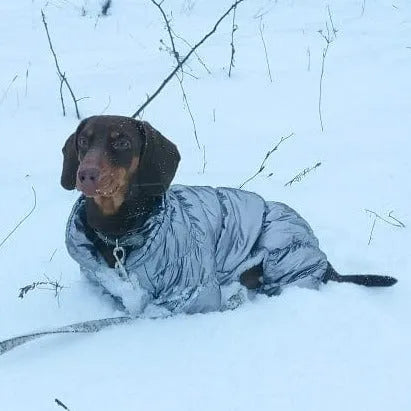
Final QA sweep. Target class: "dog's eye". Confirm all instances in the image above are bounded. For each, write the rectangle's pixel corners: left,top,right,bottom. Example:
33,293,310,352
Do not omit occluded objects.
112,138,131,151
78,136,89,149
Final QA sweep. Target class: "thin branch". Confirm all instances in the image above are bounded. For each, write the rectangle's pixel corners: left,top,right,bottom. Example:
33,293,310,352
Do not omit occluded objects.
365,209,405,245
284,162,322,187
18,279,64,300
327,5,338,37
365,210,405,228
177,74,200,149
49,248,58,262
131,0,245,119
150,0,200,149
318,39,329,132
0,187,37,250
239,133,294,189
55,398,70,411
318,12,336,132
100,0,112,16
0,75,18,106
59,72,66,116
41,10,81,119
100,95,112,114
181,69,198,80
150,0,179,62
19,273,66,307
170,28,211,74
258,16,272,82
361,0,366,17
201,144,207,174
367,216,377,245
228,4,238,77
25,63,30,97
387,211,406,228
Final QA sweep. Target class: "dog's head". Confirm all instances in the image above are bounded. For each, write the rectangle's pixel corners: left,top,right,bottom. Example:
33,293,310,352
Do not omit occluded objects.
61,115,180,214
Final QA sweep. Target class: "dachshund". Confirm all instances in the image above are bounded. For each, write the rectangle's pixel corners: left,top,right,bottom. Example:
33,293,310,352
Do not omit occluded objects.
61,116,397,315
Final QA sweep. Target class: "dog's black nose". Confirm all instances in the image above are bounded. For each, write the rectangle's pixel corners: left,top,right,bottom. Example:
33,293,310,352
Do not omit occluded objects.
78,168,100,183
77,168,100,196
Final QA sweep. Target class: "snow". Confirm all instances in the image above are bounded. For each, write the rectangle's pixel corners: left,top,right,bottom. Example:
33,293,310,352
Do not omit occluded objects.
0,0,410,409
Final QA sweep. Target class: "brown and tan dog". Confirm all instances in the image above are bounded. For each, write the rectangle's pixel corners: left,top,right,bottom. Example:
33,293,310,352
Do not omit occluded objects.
61,115,397,289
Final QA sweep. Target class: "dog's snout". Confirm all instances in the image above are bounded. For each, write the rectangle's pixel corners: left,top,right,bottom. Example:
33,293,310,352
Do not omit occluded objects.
77,167,100,196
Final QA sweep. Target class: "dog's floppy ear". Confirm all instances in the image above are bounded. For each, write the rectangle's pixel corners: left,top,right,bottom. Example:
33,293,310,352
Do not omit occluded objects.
61,133,78,190
137,121,180,196
60,119,88,190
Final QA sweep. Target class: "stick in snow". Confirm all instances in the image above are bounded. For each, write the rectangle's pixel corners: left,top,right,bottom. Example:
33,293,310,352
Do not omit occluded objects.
0,316,132,356
239,133,294,189
41,10,81,119
131,0,245,119
0,186,37,251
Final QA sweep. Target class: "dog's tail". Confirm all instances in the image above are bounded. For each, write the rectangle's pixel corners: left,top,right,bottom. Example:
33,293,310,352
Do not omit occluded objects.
323,263,397,287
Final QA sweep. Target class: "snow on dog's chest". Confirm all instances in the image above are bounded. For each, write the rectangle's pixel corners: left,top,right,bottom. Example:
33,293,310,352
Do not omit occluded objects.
92,265,150,316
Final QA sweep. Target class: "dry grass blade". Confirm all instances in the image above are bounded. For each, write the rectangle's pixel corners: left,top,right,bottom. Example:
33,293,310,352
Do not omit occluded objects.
0,186,37,250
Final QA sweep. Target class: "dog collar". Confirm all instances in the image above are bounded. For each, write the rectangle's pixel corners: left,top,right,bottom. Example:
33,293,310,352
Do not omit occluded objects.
94,229,145,249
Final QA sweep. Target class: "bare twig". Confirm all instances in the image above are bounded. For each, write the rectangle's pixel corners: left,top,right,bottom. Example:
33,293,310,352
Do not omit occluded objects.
365,209,405,245
41,10,81,119
150,0,179,61
228,4,238,77
307,47,311,71
327,5,338,37
101,0,112,16
239,133,294,189
49,248,58,262
284,162,321,187
387,210,406,227
367,216,377,245
0,75,18,106
18,276,65,300
0,187,37,250
100,95,112,114
361,0,366,17
150,0,200,149
170,28,211,74
59,72,66,116
318,38,330,132
201,144,207,174
365,210,405,228
131,0,245,118
25,64,30,97
177,74,200,149
258,16,272,82
55,398,70,410
19,272,66,307
318,12,336,132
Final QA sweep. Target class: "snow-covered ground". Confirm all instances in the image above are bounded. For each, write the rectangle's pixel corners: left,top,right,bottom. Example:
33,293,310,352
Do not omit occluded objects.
1,0,410,409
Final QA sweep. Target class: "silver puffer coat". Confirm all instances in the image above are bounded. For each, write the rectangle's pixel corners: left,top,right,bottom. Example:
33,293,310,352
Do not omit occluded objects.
66,185,328,316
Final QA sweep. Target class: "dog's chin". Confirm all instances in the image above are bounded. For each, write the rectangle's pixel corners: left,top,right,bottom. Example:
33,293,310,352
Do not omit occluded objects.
95,186,120,198
77,185,120,199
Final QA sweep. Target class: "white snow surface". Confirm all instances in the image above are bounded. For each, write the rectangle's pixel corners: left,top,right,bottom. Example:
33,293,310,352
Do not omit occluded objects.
1,0,410,410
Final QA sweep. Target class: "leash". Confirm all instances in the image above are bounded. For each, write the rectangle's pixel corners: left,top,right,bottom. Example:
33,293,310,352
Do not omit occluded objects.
0,316,133,357
113,239,129,280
